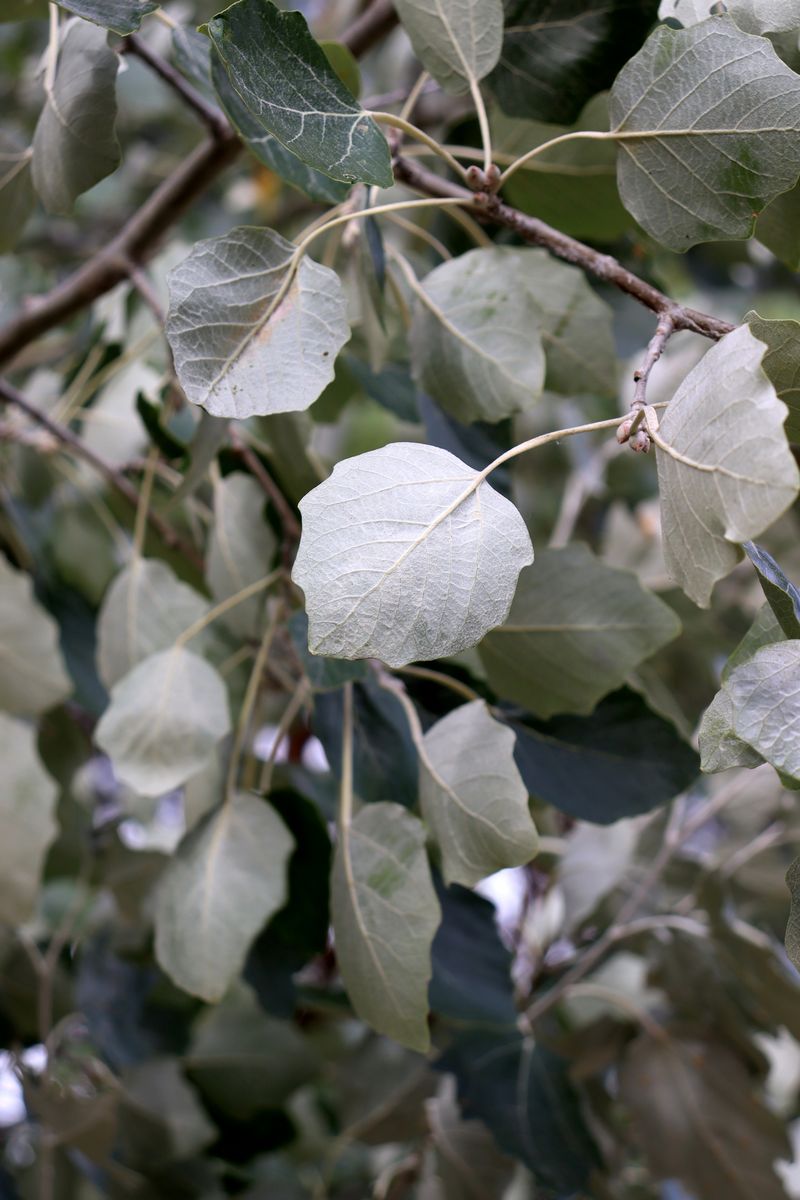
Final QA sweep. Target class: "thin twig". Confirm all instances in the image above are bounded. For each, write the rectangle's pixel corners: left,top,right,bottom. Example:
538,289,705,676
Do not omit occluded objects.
229,429,302,544
632,313,677,409
121,34,232,140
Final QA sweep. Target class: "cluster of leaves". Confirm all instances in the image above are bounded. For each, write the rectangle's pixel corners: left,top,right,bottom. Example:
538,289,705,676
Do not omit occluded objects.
2,0,800,1197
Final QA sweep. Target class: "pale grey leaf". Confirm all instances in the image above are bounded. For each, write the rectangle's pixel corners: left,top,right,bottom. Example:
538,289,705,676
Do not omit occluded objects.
393,0,503,95
659,0,800,33
206,473,277,639
32,18,120,214
331,801,440,1051
96,559,210,690
699,686,765,773
654,324,799,606
0,555,72,716
420,699,538,887
95,647,231,796
292,442,534,668
0,132,33,253
727,640,800,781
57,0,157,34
0,713,58,925
745,310,800,441
479,544,680,717
609,17,800,248
166,226,350,419
155,794,293,1001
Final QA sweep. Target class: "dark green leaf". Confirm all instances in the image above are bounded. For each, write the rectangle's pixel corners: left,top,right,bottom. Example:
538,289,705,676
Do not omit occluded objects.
429,881,517,1030
0,132,34,254
743,542,800,639
745,310,800,442
57,0,157,35
288,611,367,692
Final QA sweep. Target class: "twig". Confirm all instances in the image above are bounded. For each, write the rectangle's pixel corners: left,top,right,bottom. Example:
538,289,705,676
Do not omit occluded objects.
121,35,232,140
0,378,203,567
229,429,302,545
340,0,398,56
125,260,165,323
632,313,677,408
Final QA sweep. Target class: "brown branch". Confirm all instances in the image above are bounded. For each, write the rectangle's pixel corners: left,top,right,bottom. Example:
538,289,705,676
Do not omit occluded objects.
341,0,398,56
0,378,203,568
229,430,302,569
392,154,736,342
121,35,232,140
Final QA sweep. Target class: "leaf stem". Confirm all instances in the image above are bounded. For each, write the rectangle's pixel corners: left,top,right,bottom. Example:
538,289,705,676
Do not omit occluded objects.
468,78,493,176
44,3,59,97
225,606,282,801
399,70,431,124
339,681,355,832
292,196,476,262
175,570,282,648
394,665,480,703
258,676,310,793
132,445,159,558
369,111,471,181
499,130,614,188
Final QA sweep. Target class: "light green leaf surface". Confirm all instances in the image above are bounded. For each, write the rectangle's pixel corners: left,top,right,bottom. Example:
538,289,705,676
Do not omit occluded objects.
31,18,120,215
393,0,503,95
207,0,392,187
420,699,538,886
96,559,210,690
0,133,33,254
206,473,277,640
653,324,799,606
57,0,157,34
745,311,800,441
0,713,58,925
659,0,800,34
166,226,350,419
331,801,440,1052
0,555,72,716
698,686,765,773
292,442,533,667
95,647,231,796
757,180,800,270
155,794,293,1002
726,641,800,781
609,17,800,249
479,545,680,718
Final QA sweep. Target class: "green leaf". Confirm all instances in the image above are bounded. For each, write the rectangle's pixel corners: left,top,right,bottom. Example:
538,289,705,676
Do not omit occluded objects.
57,0,157,34
745,310,800,441
210,49,349,205
479,545,680,718
786,856,800,970
619,1034,791,1200
320,40,361,99
654,324,799,606
0,713,58,925
426,1077,516,1200
155,794,294,1002
95,647,231,795
0,133,33,254
118,1058,216,1171
393,0,503,95
207,0,392,187
490,0,659,124
698,685,765,773
166,226,350,419
206,472,277,640
0,555,72,716
756,180,800,269
420,699,538,887
659,0,800,34
510,688,700,822
409,248,546,423
742,541,800,638
430,881,517,1029
0,0,47,19
289,611,367,692
171,25,215,96
332,801,440,1051
292,442,533,667
723,602,786,680
609,16,800,249
31,18,120,215
96,559,210,690
724,641,800,781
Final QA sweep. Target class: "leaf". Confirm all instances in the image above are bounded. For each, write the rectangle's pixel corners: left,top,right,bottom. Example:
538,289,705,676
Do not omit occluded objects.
490,0,659,124
742,542,800,638
393,0,503,95
118,1058,216,1170
698,685,765,773
292,442,533,668
31,18,120,215
723,601,786,680
0,0,47,19
331,801,441,1051
166,226,350,419
659,0,800,34
210,48,349,205
171,25,215,96
745,311,800,441
608,16,800,249
558,819,641,933
0,713,58,925
57,0,157,34
619,1034,792,1200
510,688,700,822
426,1077,516,1200
0,132,33,254
409,248,546,424
786,857,800,970
95,647,231,796
653,324,799,606
757,180,800,270
437,1034,600,1192
430,881,517,1029
96,559,210,690
0,555,72,716
289,611,367,692
207,0,392,187
724,641,800,781
479,545,680,717
420,700,538,887
154,794,294,1002
206,472,277,639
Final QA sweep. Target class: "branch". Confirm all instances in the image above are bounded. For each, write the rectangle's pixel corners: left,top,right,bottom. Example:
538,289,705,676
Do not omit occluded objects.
392,154,735,342
121,35,232,140
341,0,398,56
0,378,203,568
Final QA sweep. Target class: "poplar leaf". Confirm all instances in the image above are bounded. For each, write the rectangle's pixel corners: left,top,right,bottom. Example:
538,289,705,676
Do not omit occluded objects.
786,857,800,970
479,545,680,718
609,17,800,249
0,555,72,716
393,0,503,96
659,0,800,34
166,226,350,419
0,133,33,253
331,801,440,1052
745,311,800,441
726,641,800,782
653,325,799,607
95,647,231,796
206,474,277,640
207,0,392,187
420,700,538,887
57,0,157,34
0,713,58,925
155,794,294,1002
292,442,533,668
32,18,120,215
